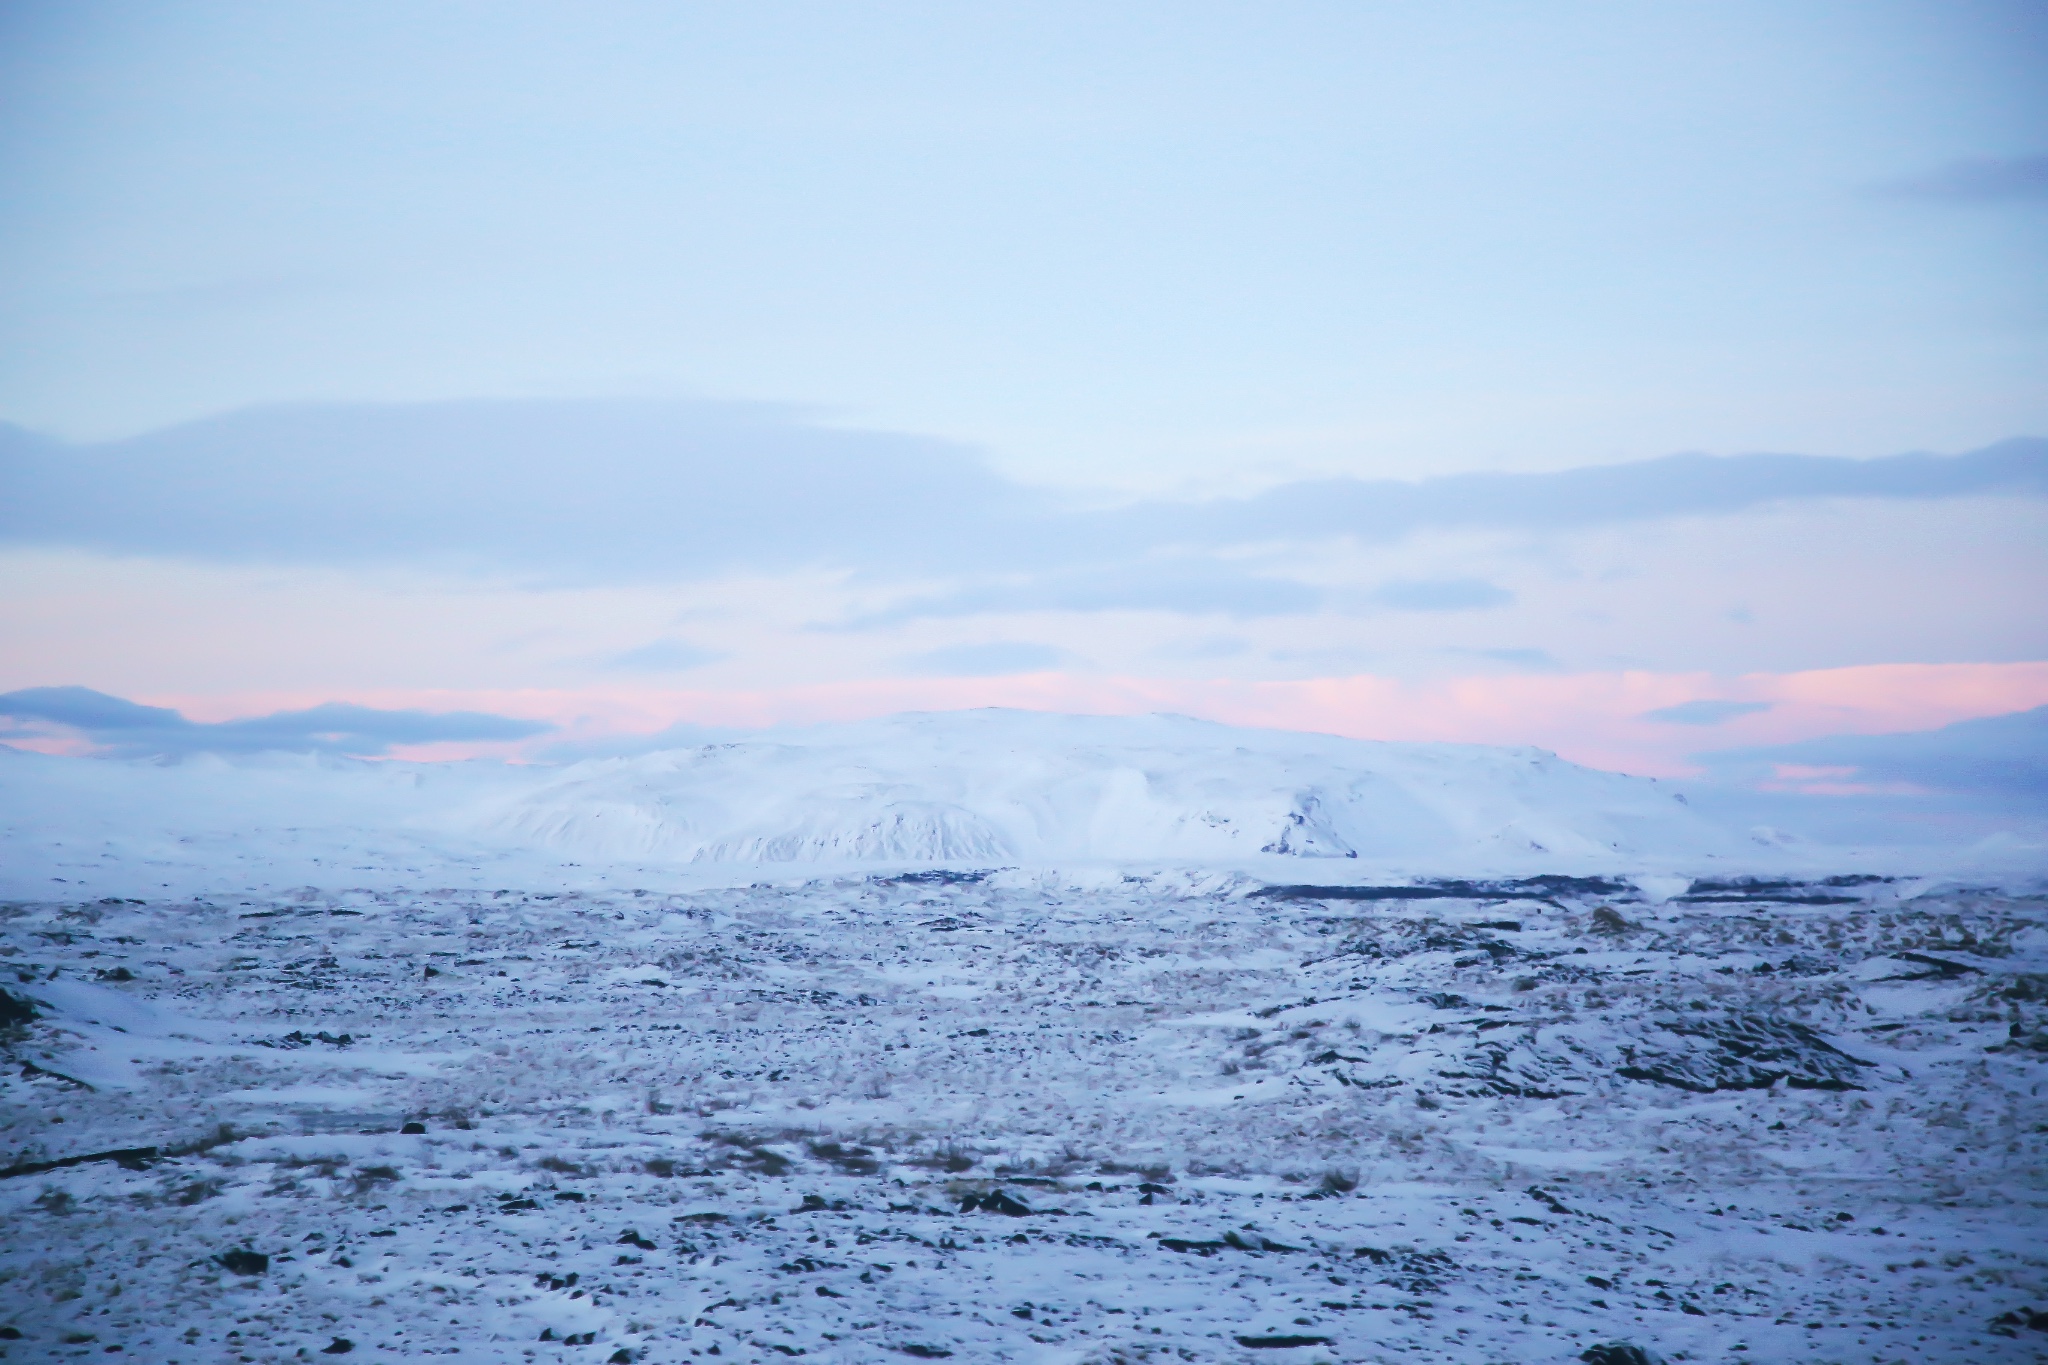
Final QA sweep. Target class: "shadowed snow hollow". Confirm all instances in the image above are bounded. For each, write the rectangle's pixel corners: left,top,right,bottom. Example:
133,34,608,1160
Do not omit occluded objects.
480,710,1734,868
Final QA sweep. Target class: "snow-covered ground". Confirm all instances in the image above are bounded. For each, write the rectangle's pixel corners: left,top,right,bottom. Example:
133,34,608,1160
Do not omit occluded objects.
2,711,2045,1364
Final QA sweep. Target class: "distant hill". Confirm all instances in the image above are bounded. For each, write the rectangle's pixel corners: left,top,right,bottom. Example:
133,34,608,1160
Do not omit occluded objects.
478,708,1739,870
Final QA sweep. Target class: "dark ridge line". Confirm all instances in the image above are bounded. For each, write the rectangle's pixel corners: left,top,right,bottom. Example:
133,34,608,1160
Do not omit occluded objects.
18,1059,94,1090
1892,951,1983,977
1256,875,1631,903
0,1145,159,1179
1687,875,1895,893
875,870,998,887
1675,893,1862,906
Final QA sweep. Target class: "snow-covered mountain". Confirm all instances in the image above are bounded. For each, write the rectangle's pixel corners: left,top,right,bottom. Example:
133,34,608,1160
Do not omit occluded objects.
481,710,1736,870
6,709,2038,902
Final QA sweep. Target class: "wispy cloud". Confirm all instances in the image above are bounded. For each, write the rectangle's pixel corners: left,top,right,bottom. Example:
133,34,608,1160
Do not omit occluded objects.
602,639,725,673
838,561,1326,627
1152,635,1253,661
1368,578,1513,612
0,685,551,758
1642,699,1772,726
1441,647,1562,672
896,642,1074,677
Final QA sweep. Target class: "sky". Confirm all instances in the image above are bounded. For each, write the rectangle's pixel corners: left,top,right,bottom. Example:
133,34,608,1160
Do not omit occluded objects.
1,1,2044,793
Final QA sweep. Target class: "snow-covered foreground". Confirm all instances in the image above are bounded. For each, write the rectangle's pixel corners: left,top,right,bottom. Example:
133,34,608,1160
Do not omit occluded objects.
4,871,2046,1364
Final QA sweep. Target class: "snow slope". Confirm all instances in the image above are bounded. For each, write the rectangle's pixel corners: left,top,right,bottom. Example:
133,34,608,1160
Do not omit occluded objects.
0,742,551,900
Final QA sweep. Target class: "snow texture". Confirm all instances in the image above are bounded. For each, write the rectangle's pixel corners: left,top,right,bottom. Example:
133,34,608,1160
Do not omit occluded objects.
2,710,2046,1363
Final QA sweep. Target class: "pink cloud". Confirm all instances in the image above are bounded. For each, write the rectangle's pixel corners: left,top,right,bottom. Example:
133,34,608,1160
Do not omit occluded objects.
0,732,100,758
141,659,2048,778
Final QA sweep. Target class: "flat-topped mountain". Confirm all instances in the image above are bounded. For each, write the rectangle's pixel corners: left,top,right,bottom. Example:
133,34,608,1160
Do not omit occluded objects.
480,709,1737,871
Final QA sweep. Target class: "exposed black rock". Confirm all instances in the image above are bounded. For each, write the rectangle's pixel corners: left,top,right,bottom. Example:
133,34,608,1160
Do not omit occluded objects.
1886,952,1982,980
1,1145,158,1179
1678,878,1860,905
961,1190,1033,1216
1261,883,1471,902
1588,906,1635,934
1991,1306,2048,1335
810,1141,880,1174
1581,1346,1660,1365
1261,875,1629,902
218,1249,268,1276
1159,1237,1228,1255
18,1059,94,1090
1617,1015,1875,1093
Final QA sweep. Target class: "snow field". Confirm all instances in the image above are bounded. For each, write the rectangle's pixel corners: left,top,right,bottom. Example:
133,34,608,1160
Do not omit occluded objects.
3,873,2045,1364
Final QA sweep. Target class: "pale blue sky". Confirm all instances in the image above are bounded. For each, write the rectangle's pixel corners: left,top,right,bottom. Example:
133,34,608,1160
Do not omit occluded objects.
1,1,2043,488
2,2,2045,785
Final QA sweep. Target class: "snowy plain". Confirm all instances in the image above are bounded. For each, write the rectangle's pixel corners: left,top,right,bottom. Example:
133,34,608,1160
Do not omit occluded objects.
1,710,2045,1365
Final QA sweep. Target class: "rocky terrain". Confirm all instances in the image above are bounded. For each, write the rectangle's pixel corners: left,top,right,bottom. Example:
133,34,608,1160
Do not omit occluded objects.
3,871,2045,1364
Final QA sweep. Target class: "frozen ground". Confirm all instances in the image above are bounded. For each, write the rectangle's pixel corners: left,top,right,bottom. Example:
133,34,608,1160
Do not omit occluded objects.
3,871,2046,1365
2,711,2045,1363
